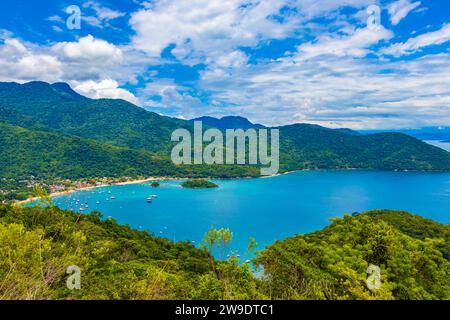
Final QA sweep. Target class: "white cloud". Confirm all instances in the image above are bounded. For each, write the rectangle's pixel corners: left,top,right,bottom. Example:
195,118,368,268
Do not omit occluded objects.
382,23,450,56
47,15,65,23
82,1,126,28
202,50,249,81
52,25,64,33
292,0,374,17
52,35,123,63
187,44,450,129
0,39,62,83
83,1,125,21
0,36,138,104
296,26,393,59
125,1,450,129
129,0,299,61
138,79,206,118
388,0,421,26
71,79,140,105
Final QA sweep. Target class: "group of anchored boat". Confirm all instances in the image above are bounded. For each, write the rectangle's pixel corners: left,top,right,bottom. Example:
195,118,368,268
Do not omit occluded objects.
146,194,158,203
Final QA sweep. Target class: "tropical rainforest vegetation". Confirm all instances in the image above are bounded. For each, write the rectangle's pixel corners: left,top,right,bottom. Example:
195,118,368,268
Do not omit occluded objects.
0,202,448,300
181,180,219,189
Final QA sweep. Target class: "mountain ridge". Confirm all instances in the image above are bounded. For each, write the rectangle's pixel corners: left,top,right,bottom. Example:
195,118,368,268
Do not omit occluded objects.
192,115,265,129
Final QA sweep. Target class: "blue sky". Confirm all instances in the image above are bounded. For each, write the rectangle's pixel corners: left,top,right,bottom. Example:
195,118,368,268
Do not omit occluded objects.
0,0,449,129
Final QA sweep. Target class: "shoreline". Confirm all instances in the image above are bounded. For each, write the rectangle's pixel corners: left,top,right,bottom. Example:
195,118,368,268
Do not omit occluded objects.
16,171,290,205
16,176,179,205
15,167,448,205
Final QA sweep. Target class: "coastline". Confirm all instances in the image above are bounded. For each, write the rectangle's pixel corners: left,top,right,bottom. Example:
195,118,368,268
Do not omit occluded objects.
15,176,178,205
16,167,444,205
16,171,293,205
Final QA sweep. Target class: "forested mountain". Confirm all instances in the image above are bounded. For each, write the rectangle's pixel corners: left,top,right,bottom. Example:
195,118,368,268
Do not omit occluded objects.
192,116,265,129
0,204,448,299
279,124,450,171
362,127,450,141
0,81,190,154
255,210,450,300
0,122,259,182
0,122,176,179
0,81,449,190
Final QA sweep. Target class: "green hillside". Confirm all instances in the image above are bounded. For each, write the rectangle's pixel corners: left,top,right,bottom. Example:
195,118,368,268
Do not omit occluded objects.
0,122,259,187
279,124,450,171
0,122,177,179
254,209,450,300
0,204,448,300
0,81,189,154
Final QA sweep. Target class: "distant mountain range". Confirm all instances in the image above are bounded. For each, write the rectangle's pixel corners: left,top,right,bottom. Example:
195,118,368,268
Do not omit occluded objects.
361,127,450,142
191,116,265,129
0,81,449,185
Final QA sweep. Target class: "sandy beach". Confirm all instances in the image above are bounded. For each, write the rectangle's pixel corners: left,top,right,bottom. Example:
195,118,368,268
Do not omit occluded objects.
15,176,177,205
15,171,294,205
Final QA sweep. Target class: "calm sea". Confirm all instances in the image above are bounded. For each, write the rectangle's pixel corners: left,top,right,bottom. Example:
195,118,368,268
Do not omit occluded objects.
49,170,450,257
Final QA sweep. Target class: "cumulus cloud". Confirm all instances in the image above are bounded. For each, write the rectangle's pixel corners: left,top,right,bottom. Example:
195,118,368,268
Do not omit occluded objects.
50,35,128,81
71,79,140,105
0,35,138,104
0,39,62,83
388,0,421,26
129,0,300,62
52,34,122,63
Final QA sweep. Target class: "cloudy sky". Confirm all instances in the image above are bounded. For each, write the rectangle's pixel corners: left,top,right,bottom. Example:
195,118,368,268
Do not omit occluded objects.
0,0,449,129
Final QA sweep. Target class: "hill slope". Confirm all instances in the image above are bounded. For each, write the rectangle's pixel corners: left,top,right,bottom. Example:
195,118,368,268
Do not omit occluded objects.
279,124,450,171
0,120,260,203
0,205,448,300
0,122,178,180
254,209,450,300
0,81,189,154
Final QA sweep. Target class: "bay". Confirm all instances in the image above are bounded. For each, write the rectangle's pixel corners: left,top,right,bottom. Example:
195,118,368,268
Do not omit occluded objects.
50,170,450,257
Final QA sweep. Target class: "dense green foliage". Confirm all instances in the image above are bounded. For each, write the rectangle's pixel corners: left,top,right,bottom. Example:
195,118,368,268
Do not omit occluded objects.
255,210,450,300
0,122,258,182
0,204,261,299
279,124,450,171
0,203,448,300
182,180,219,189
0,81,189,154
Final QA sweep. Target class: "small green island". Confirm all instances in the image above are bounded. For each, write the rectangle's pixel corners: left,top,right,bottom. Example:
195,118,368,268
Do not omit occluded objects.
181,180,219,189
150,181,160,188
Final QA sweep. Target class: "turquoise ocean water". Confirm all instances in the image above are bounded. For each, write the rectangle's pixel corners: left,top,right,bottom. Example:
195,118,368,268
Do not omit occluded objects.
49,170,450,256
